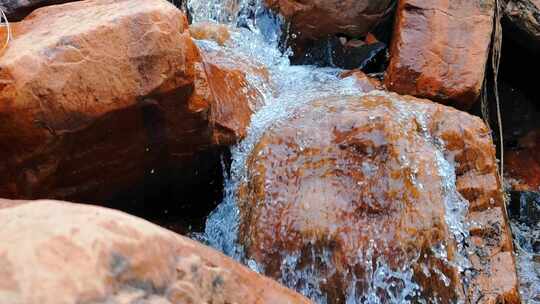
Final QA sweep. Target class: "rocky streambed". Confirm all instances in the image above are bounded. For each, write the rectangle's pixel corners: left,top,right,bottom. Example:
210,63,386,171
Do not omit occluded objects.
0,0,538,303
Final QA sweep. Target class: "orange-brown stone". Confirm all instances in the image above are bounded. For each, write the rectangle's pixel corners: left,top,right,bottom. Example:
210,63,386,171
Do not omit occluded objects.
189,24,267,145
0,199,310,304
0,0,263,202
505,129,540,191
264,0,394,41
237,92,519,303
385,0,495,109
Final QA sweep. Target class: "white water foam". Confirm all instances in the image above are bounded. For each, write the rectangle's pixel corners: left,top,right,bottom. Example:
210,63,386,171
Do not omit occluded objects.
183,1,487,303
511,220,540,303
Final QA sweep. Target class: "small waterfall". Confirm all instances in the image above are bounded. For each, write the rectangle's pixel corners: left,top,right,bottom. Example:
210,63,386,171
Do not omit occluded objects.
511,218,540,303
182,1,527,303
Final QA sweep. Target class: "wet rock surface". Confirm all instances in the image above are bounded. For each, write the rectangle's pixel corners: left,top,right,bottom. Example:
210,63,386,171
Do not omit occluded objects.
0,0,198,201
0,0,260,206
264,0,394,42
385,0,496,109
0,199,311,304
236,93,519,303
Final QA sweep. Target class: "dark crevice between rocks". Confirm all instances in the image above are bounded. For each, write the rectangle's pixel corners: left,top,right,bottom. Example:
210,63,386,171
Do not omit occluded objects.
472,16,540,159
490,14,540,262
498,23,540,151
277,7,396,73
101,149,229,236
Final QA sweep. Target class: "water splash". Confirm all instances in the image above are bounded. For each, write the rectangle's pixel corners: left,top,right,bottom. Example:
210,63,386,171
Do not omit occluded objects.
187,1,474,303
511,220,540,303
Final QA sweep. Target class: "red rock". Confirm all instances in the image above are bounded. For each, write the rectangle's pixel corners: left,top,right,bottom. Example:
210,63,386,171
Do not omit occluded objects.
189,24,267,145
385,0,496,109
264,0,395,41
237,92,519,303
0,199,310,304
505,129,540,191
0,0,262,202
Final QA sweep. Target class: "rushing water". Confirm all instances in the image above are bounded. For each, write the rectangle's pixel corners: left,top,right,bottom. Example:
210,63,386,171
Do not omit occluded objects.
509,192,540,303
183,0,538,303
512,220,540,303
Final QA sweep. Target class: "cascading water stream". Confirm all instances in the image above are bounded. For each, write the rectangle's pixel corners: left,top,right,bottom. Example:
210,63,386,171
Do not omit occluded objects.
183,0,536,303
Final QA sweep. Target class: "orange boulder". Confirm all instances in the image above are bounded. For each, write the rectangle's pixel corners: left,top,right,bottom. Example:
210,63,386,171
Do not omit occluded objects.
0,0,263,203
0,199,310,304
237,92,519,303
385,0,496,109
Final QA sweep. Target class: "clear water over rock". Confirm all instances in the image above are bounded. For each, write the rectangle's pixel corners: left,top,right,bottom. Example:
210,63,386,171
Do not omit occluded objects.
184,0,531,303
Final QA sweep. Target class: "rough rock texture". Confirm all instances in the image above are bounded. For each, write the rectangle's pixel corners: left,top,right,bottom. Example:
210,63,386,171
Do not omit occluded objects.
0,199,310,304
264,0,395,41
237,92,520,303
0,0,260,202
189,23,267,145
385,0,496,109
504,0,540,52
506,129,540,191
0,0,78,21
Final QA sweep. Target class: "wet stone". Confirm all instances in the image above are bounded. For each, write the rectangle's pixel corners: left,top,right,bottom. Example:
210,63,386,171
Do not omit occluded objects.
234,92,519,303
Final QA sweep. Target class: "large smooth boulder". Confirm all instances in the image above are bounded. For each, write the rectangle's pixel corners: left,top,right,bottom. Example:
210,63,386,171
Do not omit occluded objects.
237,92,520,303
0,0,261,203
385,0,495,109
264,0,394,41
0,199,310,304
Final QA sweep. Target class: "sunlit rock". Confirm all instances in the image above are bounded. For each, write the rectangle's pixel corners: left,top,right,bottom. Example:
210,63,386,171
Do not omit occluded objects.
190,23,269,145
385,0,495,109
0,199,311,304
236,92,520,303
0,0,262,203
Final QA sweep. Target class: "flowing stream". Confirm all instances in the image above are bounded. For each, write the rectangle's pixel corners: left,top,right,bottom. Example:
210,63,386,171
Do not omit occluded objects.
183,0,539,303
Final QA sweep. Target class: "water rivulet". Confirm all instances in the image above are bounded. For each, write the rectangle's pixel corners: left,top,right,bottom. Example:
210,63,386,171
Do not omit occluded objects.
185,0,530,303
